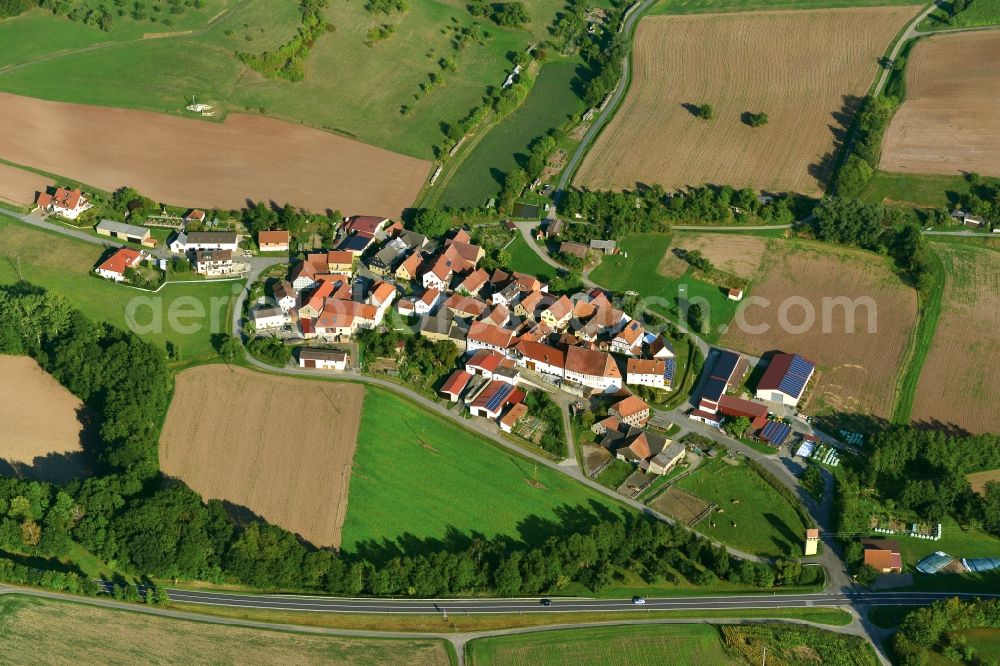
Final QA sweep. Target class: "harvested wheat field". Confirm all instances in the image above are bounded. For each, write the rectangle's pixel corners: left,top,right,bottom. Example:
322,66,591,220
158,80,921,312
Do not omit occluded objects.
721,241,918,421
160,365,363,547
0,92,429,216
0,355,89,482
672,232,770,280
0,162,53,208
881,32,1000,177
911,245,1000,434
0,594,451,666
967,470,1000,497
575,6,917,195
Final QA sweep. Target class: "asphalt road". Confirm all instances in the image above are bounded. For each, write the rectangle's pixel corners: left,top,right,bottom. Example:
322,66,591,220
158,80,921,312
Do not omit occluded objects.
127,585,1000,614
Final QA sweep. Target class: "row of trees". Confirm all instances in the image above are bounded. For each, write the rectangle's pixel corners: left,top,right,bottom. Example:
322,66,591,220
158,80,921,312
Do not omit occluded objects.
238,0,332,81
893,597,1000,665
833,95,898,198
558,185,794,240
809,197,935,292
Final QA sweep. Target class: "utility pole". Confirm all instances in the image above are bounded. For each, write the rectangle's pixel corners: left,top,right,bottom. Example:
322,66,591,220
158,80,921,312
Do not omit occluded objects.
762,646,766,666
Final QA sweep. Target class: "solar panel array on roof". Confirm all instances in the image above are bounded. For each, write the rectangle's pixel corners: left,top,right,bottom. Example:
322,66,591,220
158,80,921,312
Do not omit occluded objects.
777,355,814,399
713,351,739,381
761,421,792,446
701,376,727,402
664,358,676,382
485,383,513,412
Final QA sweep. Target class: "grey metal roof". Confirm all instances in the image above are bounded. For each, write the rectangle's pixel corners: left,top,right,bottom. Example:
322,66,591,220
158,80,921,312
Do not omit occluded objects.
96,219,149,237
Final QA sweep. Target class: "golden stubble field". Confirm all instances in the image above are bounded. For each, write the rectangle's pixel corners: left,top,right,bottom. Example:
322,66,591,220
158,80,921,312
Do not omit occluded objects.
667,232,770,280
0,595,451,666
0,92,429,217
575,6,918,195
160,365,363,548
911,245,1000,434
0,354,88,481
721,241,918,421
881,32,1000,177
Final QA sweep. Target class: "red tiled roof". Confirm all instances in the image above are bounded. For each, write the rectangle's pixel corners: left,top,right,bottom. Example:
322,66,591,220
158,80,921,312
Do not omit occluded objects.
96,248,143,275
467,321,516,349
471,380,525,411
40,187,84,210
420,288,441,306
326,250,355,266
544,295,573,321
370,281,395,306
345,215,388,235
514,340,566,368
186,209,205,221
444,294,488,317
500,403,528,428
441,370,473,396
611,395,649,420
458,268,489,293
398,252,422,277
467,349,505,373
565,345,620,379
259,230,290,245
627,358,665,376
444,240,482,265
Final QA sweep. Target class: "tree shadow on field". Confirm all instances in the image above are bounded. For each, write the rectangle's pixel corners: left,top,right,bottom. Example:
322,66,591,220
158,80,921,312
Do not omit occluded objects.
0,404,99,484
764,512,801,557
808,94,864,187
680,103,703,118
489,167,506,188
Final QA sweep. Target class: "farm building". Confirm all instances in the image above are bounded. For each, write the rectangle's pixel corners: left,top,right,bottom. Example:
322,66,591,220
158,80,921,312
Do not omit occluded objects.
564,345,622,394
646,334,675,359
467,380,525,420
169,231,238,253
298,348,349,371
717,395,769,430
499,403,528,433
94,247,146,282
343,215,390,236
513,340,566,379
591,415,621,436
338,231,376,256
696,349,747,413
440,369,473,402
368,238,408,275
36,187,92,220
589,239,617,255
759,420,793,447
466,321,517,354
544,218,564,239
419,314,468,350
258,230,290,252
603,425,685,476
252,306,287,329
755,353,815,407
95,219,156,247
609,395,650,428
861,538,903,574
560,241,589,259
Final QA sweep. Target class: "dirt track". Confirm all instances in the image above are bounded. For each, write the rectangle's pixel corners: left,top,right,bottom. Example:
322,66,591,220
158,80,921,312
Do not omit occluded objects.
0,163,53,207
880,31,1000,177
160,365,364,548
0,93,429,216
575,6,917,195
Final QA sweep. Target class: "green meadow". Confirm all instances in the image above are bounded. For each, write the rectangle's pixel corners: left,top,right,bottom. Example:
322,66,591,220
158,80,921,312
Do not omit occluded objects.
339,387,627,553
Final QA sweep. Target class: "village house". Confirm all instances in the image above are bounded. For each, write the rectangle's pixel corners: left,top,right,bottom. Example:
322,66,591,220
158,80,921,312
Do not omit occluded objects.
95,219,156,247
465,349,519,384
272,280,297,312
456,268,490,297
297,280,337,319
298,348,349,371
540,295,574,330
36,188,92,220
322,250,355,276
861,539,903,574
564,345,622,393
466,320,517,354
338,231,376,256
647,335,676,359
609,395,650,428
314,299,378,339
513,340,566,379
252,306,288,329
611,320,644,356
192,249,234,276
422,254,464,291
755,353,815,407
290,260,319,291
491,282,521,307
184,209,206,225
591,415,621,436
626,357,669,390
397,229,428,250
343,215,390,236
443,294,489,320
368,238,408,275
482,304,510,327
258,230,290,253
513,290,550,321
413,288,443,316
94,247,146,282
395,252,423,282
440,369,474,402
604,426,685,476
420,314,469,351
169,231,238,254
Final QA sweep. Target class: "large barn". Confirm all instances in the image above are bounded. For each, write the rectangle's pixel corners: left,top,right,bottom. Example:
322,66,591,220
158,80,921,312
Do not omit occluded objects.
755,353,815,407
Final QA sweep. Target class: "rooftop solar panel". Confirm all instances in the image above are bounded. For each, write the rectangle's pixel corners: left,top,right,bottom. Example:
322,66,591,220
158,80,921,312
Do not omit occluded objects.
701,376,727,402
712,350,739,381
789,355,814,376
761,421,792,445
778,373,808,398
485,383,513,412
664,358,676,381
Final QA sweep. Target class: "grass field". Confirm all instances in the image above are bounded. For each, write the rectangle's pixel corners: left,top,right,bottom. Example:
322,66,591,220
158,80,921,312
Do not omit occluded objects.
161,366,364,548
860,170,1000,209
881,31,1000,178
0,594,452,666
652,0,921,13
0,355,89,483
0,217,240,364
0,0,575,161
935,628,1000,664
589,233,740,344
505,234,559,282
576,6,917,195
910,244,1000,433
466,623,737,666
917,0,1000,31
595,459,634,490
720,239,918,425
339,387,626,553
898,517,1000,571
674,458,807,557
438,59,587,208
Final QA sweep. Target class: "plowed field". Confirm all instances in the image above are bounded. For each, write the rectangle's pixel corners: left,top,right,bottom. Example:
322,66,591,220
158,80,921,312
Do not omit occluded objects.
160,365,362,548
721,241,918,421
0,92,429,216
880,32,1000,177
911,245,1000,434
0,163,53,208
575,6,917,195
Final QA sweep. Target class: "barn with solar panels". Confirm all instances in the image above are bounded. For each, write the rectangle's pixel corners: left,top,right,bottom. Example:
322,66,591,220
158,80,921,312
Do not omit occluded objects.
755,353,815,407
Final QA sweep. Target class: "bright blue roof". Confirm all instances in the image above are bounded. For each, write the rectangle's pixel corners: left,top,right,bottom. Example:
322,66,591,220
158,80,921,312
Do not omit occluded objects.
761,421,792,446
